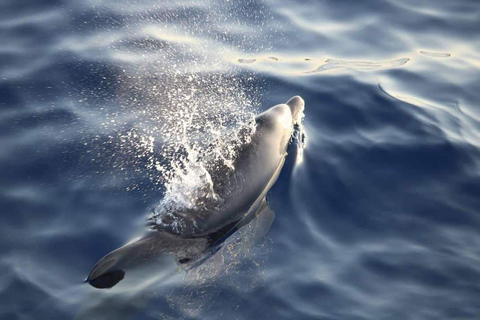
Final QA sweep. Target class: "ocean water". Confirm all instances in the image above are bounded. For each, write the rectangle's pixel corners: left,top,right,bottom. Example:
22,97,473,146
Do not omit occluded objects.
2,0,480,319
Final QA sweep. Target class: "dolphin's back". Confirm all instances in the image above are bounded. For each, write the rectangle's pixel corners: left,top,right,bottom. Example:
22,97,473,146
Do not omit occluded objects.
157,104,294,237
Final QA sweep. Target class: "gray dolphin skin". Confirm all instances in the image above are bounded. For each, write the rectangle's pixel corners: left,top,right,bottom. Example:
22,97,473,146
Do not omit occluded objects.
86,96,305,289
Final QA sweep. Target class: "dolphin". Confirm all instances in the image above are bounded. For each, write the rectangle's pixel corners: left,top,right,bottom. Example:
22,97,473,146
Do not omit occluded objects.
86,96,305,289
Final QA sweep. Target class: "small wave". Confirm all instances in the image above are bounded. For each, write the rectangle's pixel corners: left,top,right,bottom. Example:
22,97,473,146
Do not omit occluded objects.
378,83,480,148
420,51,451,58
306,58,409,74
238,58,257,64
237,56,281,64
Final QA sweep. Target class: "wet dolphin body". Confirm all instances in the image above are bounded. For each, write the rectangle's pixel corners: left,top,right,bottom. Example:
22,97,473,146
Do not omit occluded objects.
87,96,305,289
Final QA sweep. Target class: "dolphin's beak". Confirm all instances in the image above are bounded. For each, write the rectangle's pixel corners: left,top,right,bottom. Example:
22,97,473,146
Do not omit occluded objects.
286,96,305,124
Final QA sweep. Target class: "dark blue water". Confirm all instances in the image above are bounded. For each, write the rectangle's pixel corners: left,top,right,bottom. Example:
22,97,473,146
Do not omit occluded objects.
2,0,480,319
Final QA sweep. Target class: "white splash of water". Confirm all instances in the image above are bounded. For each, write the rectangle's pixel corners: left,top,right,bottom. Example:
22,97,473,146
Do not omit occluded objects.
78,1,275,226
153,73,259,229
114,70,260,228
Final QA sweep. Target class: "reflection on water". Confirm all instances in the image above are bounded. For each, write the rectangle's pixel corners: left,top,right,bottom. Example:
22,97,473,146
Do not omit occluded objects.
2,0,480,319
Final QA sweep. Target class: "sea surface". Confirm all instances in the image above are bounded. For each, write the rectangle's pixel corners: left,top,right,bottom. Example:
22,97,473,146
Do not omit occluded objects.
2,0,480,319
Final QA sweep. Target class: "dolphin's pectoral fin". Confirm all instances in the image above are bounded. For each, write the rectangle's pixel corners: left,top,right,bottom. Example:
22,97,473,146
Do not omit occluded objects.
206,219,242,246
204,197,269,250
256,197,269,217
186,197,273,271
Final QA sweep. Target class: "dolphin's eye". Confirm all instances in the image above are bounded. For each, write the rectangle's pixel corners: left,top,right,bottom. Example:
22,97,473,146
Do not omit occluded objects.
178,258,191,264
255,116,265,125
